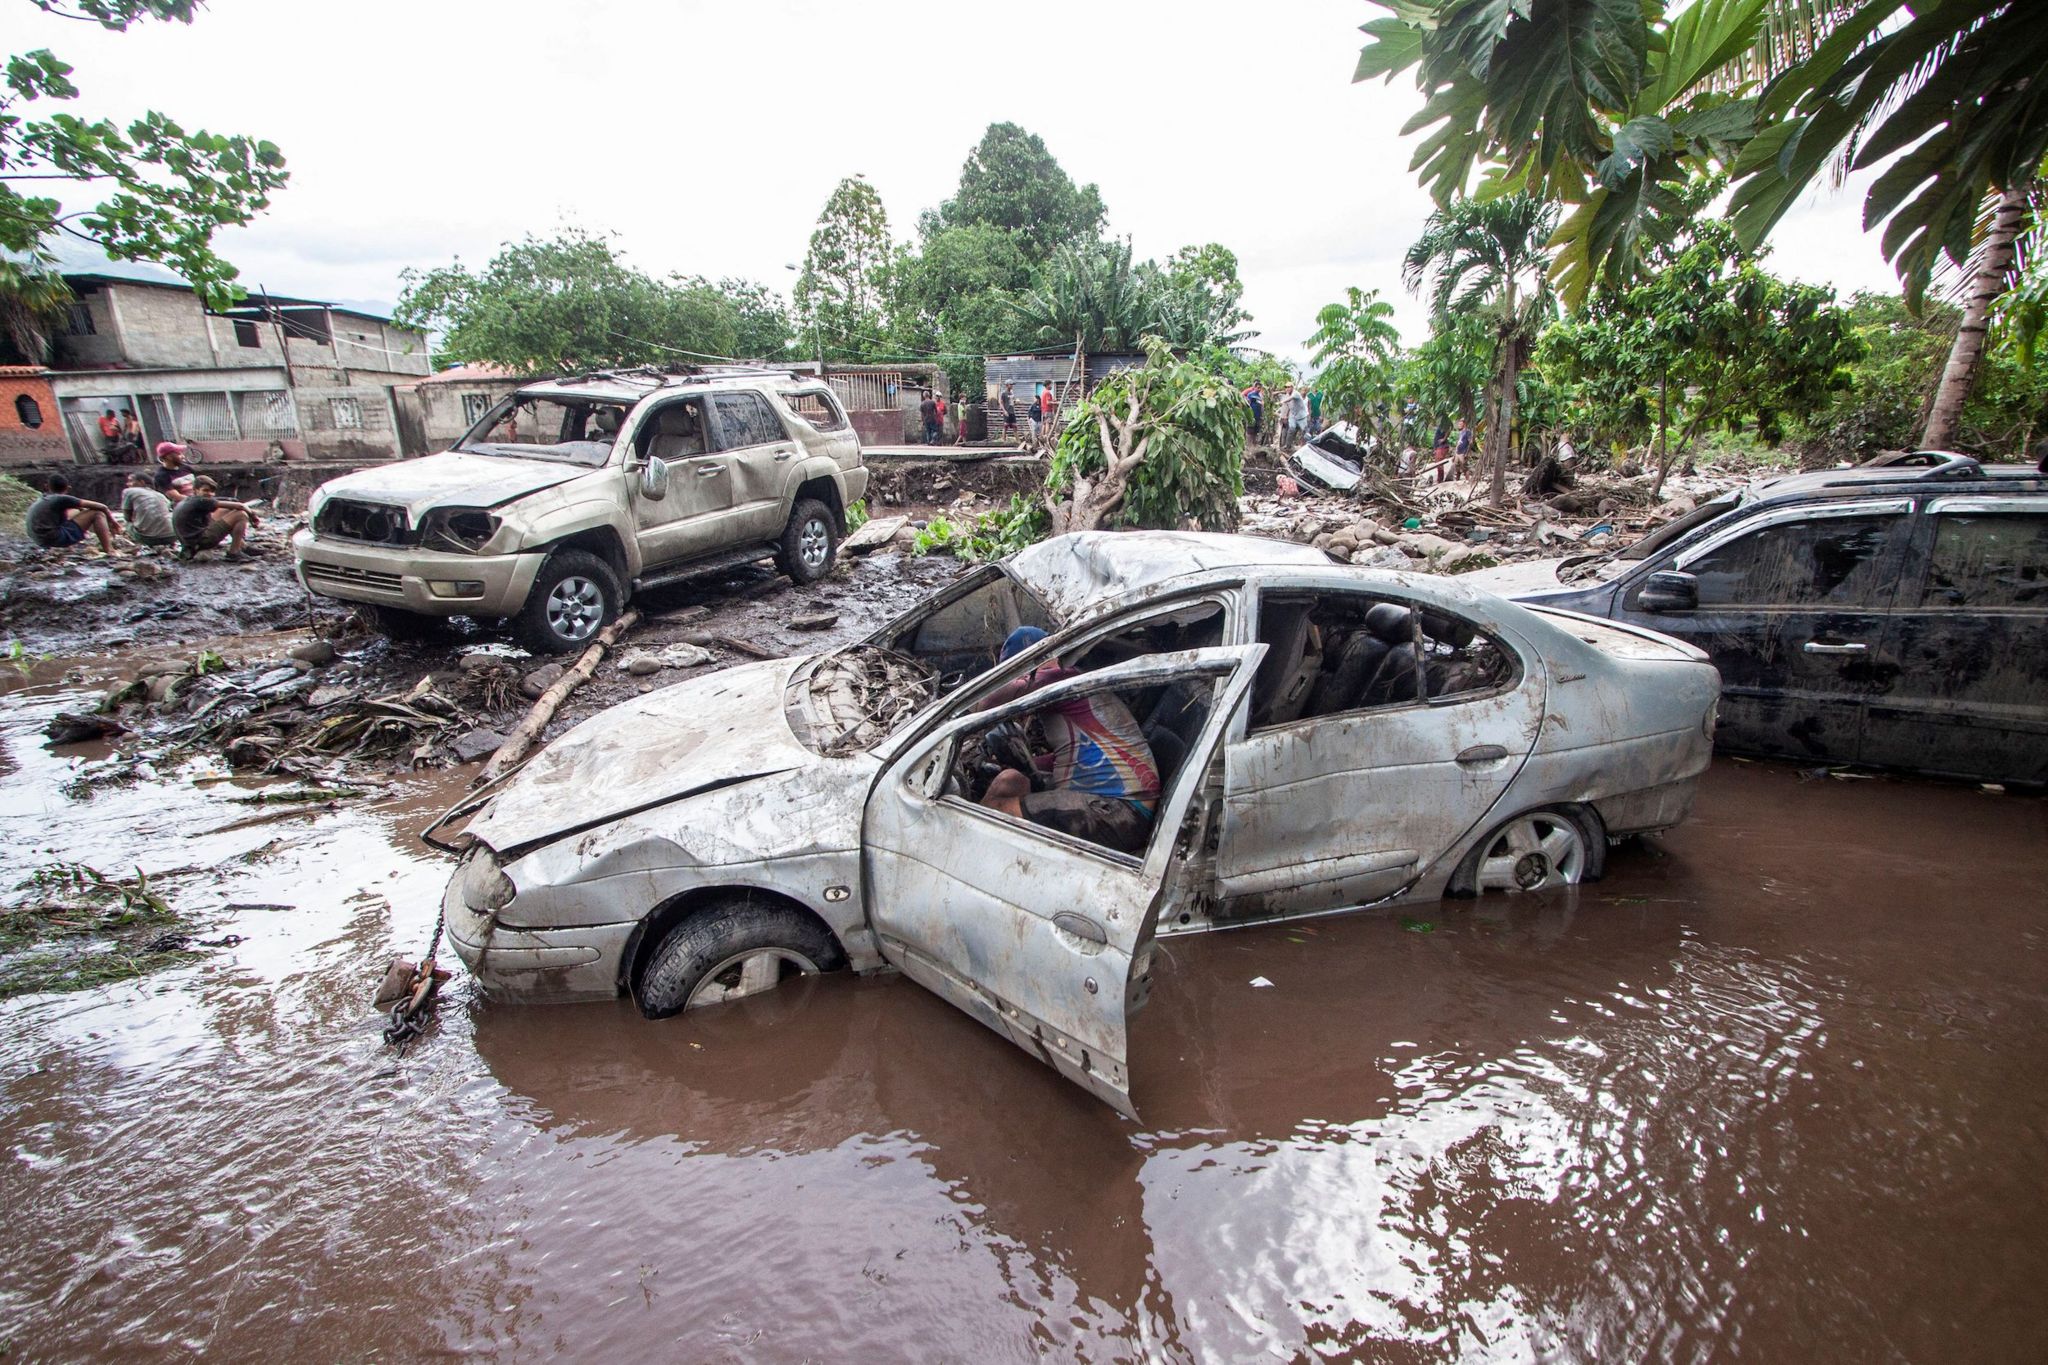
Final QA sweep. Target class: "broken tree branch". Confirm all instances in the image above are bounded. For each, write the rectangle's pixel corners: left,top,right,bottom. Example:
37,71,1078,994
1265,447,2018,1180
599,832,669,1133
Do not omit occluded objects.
475,610,639,787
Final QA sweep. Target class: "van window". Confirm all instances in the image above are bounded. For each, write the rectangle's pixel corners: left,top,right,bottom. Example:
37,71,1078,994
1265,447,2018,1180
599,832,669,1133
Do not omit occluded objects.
1921,514,2048,608
1682,515,1903,608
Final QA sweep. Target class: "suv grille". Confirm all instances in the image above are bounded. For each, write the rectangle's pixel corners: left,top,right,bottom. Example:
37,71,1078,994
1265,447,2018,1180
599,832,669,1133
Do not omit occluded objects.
316,499,413,545
303,561,404,596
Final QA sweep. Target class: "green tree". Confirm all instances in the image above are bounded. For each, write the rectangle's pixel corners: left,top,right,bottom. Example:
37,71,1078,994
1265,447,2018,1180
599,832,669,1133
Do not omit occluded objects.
1305,286,1402,440
3,0,288,310
1403,194,1559,505
1540,221,1860,491
795,175,891,361
1400,311,1493,437
694,276,793,361
1149,243,1255,351
1044,339,1246,535
1355,0,2048,447
936,122,1106,264
1012,238,1160,356
394,229,742,373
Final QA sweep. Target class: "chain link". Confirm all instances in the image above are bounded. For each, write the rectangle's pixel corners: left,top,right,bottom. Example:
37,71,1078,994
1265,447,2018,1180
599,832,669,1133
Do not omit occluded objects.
381,905,448,1049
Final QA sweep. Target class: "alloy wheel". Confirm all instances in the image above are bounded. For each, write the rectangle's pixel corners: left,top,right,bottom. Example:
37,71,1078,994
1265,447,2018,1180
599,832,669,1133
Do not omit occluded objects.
798,516,831,571
1472,812,1587,892
545,575,605,643
686,947,822,1008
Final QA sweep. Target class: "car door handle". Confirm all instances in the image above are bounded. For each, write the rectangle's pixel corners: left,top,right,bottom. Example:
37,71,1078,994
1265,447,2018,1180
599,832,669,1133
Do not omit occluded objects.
1456,744,1509,765
773,449,793,461
1802,641,1867,655
696,465,724,477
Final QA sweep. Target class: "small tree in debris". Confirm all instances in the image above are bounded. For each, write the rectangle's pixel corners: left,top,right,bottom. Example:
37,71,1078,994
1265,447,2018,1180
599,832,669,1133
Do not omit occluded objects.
1043,341,1246,536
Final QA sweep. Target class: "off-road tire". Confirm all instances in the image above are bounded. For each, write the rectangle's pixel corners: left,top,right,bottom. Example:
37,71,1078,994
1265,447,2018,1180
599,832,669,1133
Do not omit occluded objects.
636,899,847,1019
514,549,620,655
774,497,839,584
1446,805,1607,898
358,603,451,641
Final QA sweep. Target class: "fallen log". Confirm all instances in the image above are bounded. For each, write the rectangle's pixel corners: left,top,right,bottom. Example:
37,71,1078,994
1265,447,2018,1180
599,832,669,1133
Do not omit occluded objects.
475,610,638,787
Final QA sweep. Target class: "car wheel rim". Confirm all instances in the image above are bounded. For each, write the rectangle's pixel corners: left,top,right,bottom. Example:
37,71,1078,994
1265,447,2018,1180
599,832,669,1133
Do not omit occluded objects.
686,947,821,1008
798,518,830,570
545,575,604,642
1473,813,1586,893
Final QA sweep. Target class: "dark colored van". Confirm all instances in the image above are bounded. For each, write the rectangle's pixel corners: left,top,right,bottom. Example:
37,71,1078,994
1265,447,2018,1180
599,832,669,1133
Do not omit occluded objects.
1463,455,2048,784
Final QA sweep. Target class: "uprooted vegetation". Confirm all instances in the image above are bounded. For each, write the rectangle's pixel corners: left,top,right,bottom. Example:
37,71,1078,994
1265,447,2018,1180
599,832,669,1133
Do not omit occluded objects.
0,862,206,999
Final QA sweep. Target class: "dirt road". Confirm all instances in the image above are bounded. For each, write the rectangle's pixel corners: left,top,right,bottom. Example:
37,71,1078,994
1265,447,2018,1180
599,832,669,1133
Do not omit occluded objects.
0,639,2043,1358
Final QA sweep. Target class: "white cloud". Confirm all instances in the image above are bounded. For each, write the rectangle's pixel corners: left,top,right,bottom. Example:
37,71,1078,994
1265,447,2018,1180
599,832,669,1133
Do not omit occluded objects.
22,0,1900,359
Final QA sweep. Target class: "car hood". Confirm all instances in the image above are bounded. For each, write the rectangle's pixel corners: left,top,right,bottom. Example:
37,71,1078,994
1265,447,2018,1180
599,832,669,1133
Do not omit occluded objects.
1457,556,1573,597
313,451,590,518
465,656,815,853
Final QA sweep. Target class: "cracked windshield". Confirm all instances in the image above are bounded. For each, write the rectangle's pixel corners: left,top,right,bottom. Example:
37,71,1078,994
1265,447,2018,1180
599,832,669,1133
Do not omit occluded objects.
2,0,2044,1359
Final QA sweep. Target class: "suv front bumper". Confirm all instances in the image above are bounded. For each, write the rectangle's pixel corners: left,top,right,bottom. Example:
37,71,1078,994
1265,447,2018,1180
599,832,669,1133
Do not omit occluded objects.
292,528,544,617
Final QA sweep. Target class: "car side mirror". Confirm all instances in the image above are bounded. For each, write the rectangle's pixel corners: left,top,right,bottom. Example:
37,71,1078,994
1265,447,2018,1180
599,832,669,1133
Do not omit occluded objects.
638,457,669,501
1637,570,1699,614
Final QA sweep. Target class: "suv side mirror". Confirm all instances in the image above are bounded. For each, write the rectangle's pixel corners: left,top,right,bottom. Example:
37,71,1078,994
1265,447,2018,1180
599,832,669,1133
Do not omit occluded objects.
638,457,669,501
1636,570,1699,614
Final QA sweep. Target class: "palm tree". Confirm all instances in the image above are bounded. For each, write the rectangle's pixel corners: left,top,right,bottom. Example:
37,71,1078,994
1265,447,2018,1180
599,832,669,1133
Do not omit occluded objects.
1010,239,1160,356
0,260,71,365
1403,195,1559,506
1358,0,2048,451
1304,287,1402,442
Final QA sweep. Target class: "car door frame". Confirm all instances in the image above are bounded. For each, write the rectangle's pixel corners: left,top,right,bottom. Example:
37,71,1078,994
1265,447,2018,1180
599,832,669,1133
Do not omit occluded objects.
860,645,1265,1116
1613,496,1915,764
1860,493,2048,782
705,390,801,539
625,391,736,566
1212,575,1545,922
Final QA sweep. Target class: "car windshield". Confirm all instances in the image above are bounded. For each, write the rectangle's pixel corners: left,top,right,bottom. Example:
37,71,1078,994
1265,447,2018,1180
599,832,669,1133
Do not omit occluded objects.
456,395,633,466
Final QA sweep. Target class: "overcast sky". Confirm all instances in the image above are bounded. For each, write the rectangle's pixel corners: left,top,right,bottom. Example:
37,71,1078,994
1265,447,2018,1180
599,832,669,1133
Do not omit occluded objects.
27,0,1905,366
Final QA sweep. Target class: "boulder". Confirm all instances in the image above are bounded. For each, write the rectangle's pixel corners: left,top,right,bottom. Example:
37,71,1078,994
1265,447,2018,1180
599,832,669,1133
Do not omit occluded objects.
289,640,336,666
625,655,662,677
788,611,840,632
520,663,567,699
452,729,508,764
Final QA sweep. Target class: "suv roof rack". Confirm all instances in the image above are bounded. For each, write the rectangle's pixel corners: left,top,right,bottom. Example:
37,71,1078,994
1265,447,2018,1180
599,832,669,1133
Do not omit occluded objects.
543,364,807,388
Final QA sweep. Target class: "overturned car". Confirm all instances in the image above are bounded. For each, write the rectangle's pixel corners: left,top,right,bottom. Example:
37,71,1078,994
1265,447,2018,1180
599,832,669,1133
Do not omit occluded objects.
427,531,1720,1112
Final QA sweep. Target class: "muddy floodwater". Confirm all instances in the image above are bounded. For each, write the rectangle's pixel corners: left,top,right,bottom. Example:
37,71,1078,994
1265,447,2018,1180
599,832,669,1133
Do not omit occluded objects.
0,676,2043,1362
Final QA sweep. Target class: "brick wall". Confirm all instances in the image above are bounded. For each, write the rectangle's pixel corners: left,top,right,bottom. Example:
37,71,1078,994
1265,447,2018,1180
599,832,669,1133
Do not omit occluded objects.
0,372,71,466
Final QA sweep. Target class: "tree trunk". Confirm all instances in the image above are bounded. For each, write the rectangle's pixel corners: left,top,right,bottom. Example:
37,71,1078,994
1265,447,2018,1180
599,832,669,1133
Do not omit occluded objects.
1922,185,2030,449
1490,340,1518,507
1653,371,1672,497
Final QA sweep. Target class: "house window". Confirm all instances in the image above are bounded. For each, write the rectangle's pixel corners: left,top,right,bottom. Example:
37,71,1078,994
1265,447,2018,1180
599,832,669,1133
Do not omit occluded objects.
233,319,261,348
461,392,494,424
15,394,43,428
64,302,95,337
330,397,364,429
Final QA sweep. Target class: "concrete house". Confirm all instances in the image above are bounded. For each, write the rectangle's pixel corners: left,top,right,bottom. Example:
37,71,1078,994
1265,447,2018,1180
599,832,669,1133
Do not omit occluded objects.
28,242,430,467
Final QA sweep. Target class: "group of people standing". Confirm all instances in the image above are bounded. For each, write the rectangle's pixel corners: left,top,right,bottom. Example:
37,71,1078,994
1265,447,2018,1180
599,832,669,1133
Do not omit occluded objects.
1242,382,1324,451
917,382,1064,448
24,442,260,561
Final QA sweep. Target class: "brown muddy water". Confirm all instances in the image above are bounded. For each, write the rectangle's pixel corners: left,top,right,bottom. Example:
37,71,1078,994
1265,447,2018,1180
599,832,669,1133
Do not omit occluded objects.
0,673,2043,1363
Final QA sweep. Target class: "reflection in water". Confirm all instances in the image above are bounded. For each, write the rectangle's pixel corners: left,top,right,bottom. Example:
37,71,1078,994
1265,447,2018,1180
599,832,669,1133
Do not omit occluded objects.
1,672,2045,1361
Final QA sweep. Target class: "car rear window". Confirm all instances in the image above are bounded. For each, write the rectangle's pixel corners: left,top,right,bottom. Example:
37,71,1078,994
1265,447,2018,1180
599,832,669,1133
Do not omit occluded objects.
710,392,789,449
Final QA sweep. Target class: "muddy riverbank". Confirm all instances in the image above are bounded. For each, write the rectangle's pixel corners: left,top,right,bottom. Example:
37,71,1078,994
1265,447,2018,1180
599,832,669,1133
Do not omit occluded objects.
0,636,2043,1360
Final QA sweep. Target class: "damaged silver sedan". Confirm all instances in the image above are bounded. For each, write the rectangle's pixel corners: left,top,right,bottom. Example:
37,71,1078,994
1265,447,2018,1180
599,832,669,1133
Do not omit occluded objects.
428,531,1720,1112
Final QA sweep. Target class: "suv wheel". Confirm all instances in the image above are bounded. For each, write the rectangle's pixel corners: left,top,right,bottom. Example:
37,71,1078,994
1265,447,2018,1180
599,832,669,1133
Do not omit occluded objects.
515,549,620,655
775,497,839,584
636,899,847,1018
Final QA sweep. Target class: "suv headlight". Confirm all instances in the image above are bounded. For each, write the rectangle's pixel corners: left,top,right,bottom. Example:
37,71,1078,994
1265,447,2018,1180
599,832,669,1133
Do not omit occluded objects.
418,507,501,554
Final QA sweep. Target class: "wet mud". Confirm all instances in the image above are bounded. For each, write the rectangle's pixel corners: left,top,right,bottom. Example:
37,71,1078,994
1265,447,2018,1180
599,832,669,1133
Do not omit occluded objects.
1,648,2043,1362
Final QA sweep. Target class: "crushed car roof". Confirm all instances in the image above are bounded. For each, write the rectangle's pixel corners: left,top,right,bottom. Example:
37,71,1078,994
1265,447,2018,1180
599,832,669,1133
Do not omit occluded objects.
1008,531,1334,620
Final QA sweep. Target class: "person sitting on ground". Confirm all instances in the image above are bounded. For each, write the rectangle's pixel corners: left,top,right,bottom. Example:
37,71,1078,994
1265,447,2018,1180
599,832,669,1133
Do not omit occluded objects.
153,442,194,493
172,475,259,561
25,474,116,554
119,472,177,549
975,626,1161,854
